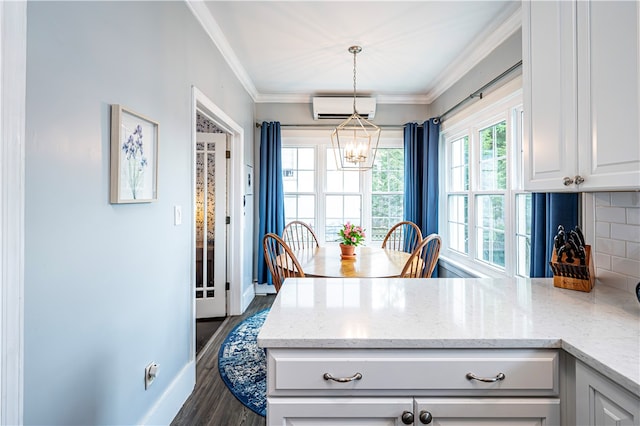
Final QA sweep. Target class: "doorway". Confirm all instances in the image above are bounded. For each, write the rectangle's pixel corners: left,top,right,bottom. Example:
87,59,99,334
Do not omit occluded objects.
194,130,228,319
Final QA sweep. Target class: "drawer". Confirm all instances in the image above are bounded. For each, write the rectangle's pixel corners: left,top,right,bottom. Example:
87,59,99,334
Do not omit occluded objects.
267,348,559,396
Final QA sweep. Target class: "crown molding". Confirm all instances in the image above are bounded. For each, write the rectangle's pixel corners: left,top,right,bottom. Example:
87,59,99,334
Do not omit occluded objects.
254,93,431,105
185,0,259,102
423,3,522,104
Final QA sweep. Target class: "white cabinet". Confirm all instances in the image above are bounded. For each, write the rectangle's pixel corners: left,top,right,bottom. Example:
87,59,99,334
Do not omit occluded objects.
576,361,640,425
523,0,640,192
265,348,560,425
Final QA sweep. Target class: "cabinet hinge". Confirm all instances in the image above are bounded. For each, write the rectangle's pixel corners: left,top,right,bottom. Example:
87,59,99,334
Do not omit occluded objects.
225,216,230,224
225,282,230,291
226,150,231,159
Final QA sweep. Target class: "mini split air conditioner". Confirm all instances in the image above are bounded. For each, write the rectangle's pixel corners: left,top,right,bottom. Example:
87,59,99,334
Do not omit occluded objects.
312,97,376,120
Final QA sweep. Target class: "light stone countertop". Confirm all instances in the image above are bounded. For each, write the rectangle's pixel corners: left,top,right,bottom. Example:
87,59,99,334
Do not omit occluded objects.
257,277,640,397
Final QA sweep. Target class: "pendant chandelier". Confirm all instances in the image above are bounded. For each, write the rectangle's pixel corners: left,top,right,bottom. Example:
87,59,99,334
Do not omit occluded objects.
331,45,381,171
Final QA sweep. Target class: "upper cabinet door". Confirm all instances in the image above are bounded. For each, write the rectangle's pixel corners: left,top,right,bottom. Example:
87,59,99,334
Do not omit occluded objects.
522,1,578,192
523,0,640,192
577,1,640,191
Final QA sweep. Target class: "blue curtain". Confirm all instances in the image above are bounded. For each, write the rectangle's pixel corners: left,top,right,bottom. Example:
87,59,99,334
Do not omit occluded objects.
257,121,285,285
404,118,440,275
530,193,579,277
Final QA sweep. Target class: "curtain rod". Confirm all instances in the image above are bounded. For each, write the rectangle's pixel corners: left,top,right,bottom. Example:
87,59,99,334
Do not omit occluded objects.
437,60,523,122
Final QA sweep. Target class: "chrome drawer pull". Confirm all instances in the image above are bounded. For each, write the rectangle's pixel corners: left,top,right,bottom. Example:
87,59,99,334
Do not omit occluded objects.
323,372,362,383
466,372,506,383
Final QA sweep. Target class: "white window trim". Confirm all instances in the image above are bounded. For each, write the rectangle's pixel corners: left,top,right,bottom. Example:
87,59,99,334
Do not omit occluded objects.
282,128,403,245
1,2,26,424
439,76,524,278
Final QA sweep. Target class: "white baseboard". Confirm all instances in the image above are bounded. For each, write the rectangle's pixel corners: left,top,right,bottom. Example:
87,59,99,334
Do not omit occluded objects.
138,360,195,425
254,283,277,295
241,283,256,313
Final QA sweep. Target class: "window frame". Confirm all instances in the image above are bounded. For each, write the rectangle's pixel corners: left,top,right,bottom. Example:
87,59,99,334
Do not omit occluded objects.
439,77,528,278
282,128,404,245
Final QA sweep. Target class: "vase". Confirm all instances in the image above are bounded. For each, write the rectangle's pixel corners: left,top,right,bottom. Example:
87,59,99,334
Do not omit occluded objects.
340,243,356,260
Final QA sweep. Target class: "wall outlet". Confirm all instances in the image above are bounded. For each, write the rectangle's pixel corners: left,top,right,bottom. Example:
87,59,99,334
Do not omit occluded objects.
144,362,159,390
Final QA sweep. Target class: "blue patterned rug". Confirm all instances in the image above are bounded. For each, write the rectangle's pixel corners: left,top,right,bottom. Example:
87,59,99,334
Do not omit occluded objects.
218,309,269,417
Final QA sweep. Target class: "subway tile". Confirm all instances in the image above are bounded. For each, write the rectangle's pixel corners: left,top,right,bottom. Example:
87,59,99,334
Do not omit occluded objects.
611,192,640,208
595,253,611,269
627,207,640,225
611,256,640,278
627,242,640,261
596,237,626,257
610,223,640,243
595,221,610,238
593,192,611,207
596,269,630,292
595,206,626,223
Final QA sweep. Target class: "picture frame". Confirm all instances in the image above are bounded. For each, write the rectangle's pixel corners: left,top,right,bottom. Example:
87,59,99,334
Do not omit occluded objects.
110,104,158,203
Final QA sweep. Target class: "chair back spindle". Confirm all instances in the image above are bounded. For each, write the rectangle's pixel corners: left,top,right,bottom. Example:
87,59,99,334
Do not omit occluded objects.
283,221,320,251
381,221,423,254
263,233,305,292
401,233,442,278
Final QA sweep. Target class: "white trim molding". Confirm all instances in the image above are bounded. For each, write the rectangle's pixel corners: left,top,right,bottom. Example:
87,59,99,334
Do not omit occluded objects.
191,86,252,319
1,1,26,424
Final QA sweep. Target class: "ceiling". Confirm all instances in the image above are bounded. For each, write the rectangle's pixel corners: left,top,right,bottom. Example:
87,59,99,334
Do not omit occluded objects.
188,1,522,104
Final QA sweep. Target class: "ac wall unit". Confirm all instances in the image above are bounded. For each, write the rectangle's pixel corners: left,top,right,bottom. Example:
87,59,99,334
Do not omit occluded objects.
312,97,376,120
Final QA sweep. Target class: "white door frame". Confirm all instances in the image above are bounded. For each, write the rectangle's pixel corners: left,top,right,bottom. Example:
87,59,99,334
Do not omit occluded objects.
1,1,26,424
191,87,245,323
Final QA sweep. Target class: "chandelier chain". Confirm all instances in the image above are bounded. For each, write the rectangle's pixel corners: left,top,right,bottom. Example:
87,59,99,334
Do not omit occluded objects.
352,48,357,113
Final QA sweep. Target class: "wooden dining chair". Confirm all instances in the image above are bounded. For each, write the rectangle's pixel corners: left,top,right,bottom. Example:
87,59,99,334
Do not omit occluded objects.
263,233,305,292
282,221,320,251
381,221,423,253
400,233,442,278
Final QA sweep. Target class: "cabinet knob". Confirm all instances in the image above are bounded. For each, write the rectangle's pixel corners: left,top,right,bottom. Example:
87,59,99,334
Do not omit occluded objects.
563,176,574,186
574,175,585,185
401,411,414,425
419,410,433,424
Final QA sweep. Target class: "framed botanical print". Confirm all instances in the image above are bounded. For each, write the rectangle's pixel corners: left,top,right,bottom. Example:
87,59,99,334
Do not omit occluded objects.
110,104,158,203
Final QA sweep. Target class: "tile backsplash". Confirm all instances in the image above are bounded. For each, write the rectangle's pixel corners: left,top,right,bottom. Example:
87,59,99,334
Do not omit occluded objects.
591,192,640,294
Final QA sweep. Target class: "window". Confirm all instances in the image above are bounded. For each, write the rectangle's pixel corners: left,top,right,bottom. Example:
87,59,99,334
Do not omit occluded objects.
441,79,531,277
282,129,404,245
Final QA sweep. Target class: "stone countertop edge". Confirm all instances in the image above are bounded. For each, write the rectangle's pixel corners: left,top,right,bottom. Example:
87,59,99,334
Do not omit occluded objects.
257,277,640,397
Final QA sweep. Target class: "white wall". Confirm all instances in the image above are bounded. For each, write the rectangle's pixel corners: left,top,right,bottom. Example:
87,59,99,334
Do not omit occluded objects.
24,2,254,424
430,29,522,118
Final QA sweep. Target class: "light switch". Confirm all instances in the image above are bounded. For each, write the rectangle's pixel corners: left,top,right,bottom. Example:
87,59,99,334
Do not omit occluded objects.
174,205,182,226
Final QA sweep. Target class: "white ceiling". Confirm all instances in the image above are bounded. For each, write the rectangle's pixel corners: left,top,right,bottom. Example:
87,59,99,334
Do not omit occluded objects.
188,1,522,104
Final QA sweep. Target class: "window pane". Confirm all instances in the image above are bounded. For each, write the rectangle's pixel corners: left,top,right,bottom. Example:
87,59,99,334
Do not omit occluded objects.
448,195,468,253
373,148,404,192
476,194,505,268
371,194,403,242
479,121,507,190
282,147,315,193
516,193,532,277
285,194,316,226
450,136,469,191
325,195,361,243
326,148,360,192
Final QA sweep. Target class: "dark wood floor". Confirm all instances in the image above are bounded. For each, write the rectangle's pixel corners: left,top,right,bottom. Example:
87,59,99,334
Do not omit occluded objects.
171,295,275,426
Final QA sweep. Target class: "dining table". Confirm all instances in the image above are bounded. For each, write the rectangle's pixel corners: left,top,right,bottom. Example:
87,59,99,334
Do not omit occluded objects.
288,245,413,278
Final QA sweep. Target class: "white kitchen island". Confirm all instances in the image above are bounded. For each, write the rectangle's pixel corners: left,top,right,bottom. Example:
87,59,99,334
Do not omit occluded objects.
257,278,640,425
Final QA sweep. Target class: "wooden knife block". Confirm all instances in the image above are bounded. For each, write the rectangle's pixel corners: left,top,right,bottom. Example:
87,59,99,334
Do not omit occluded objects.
549,245,595,292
